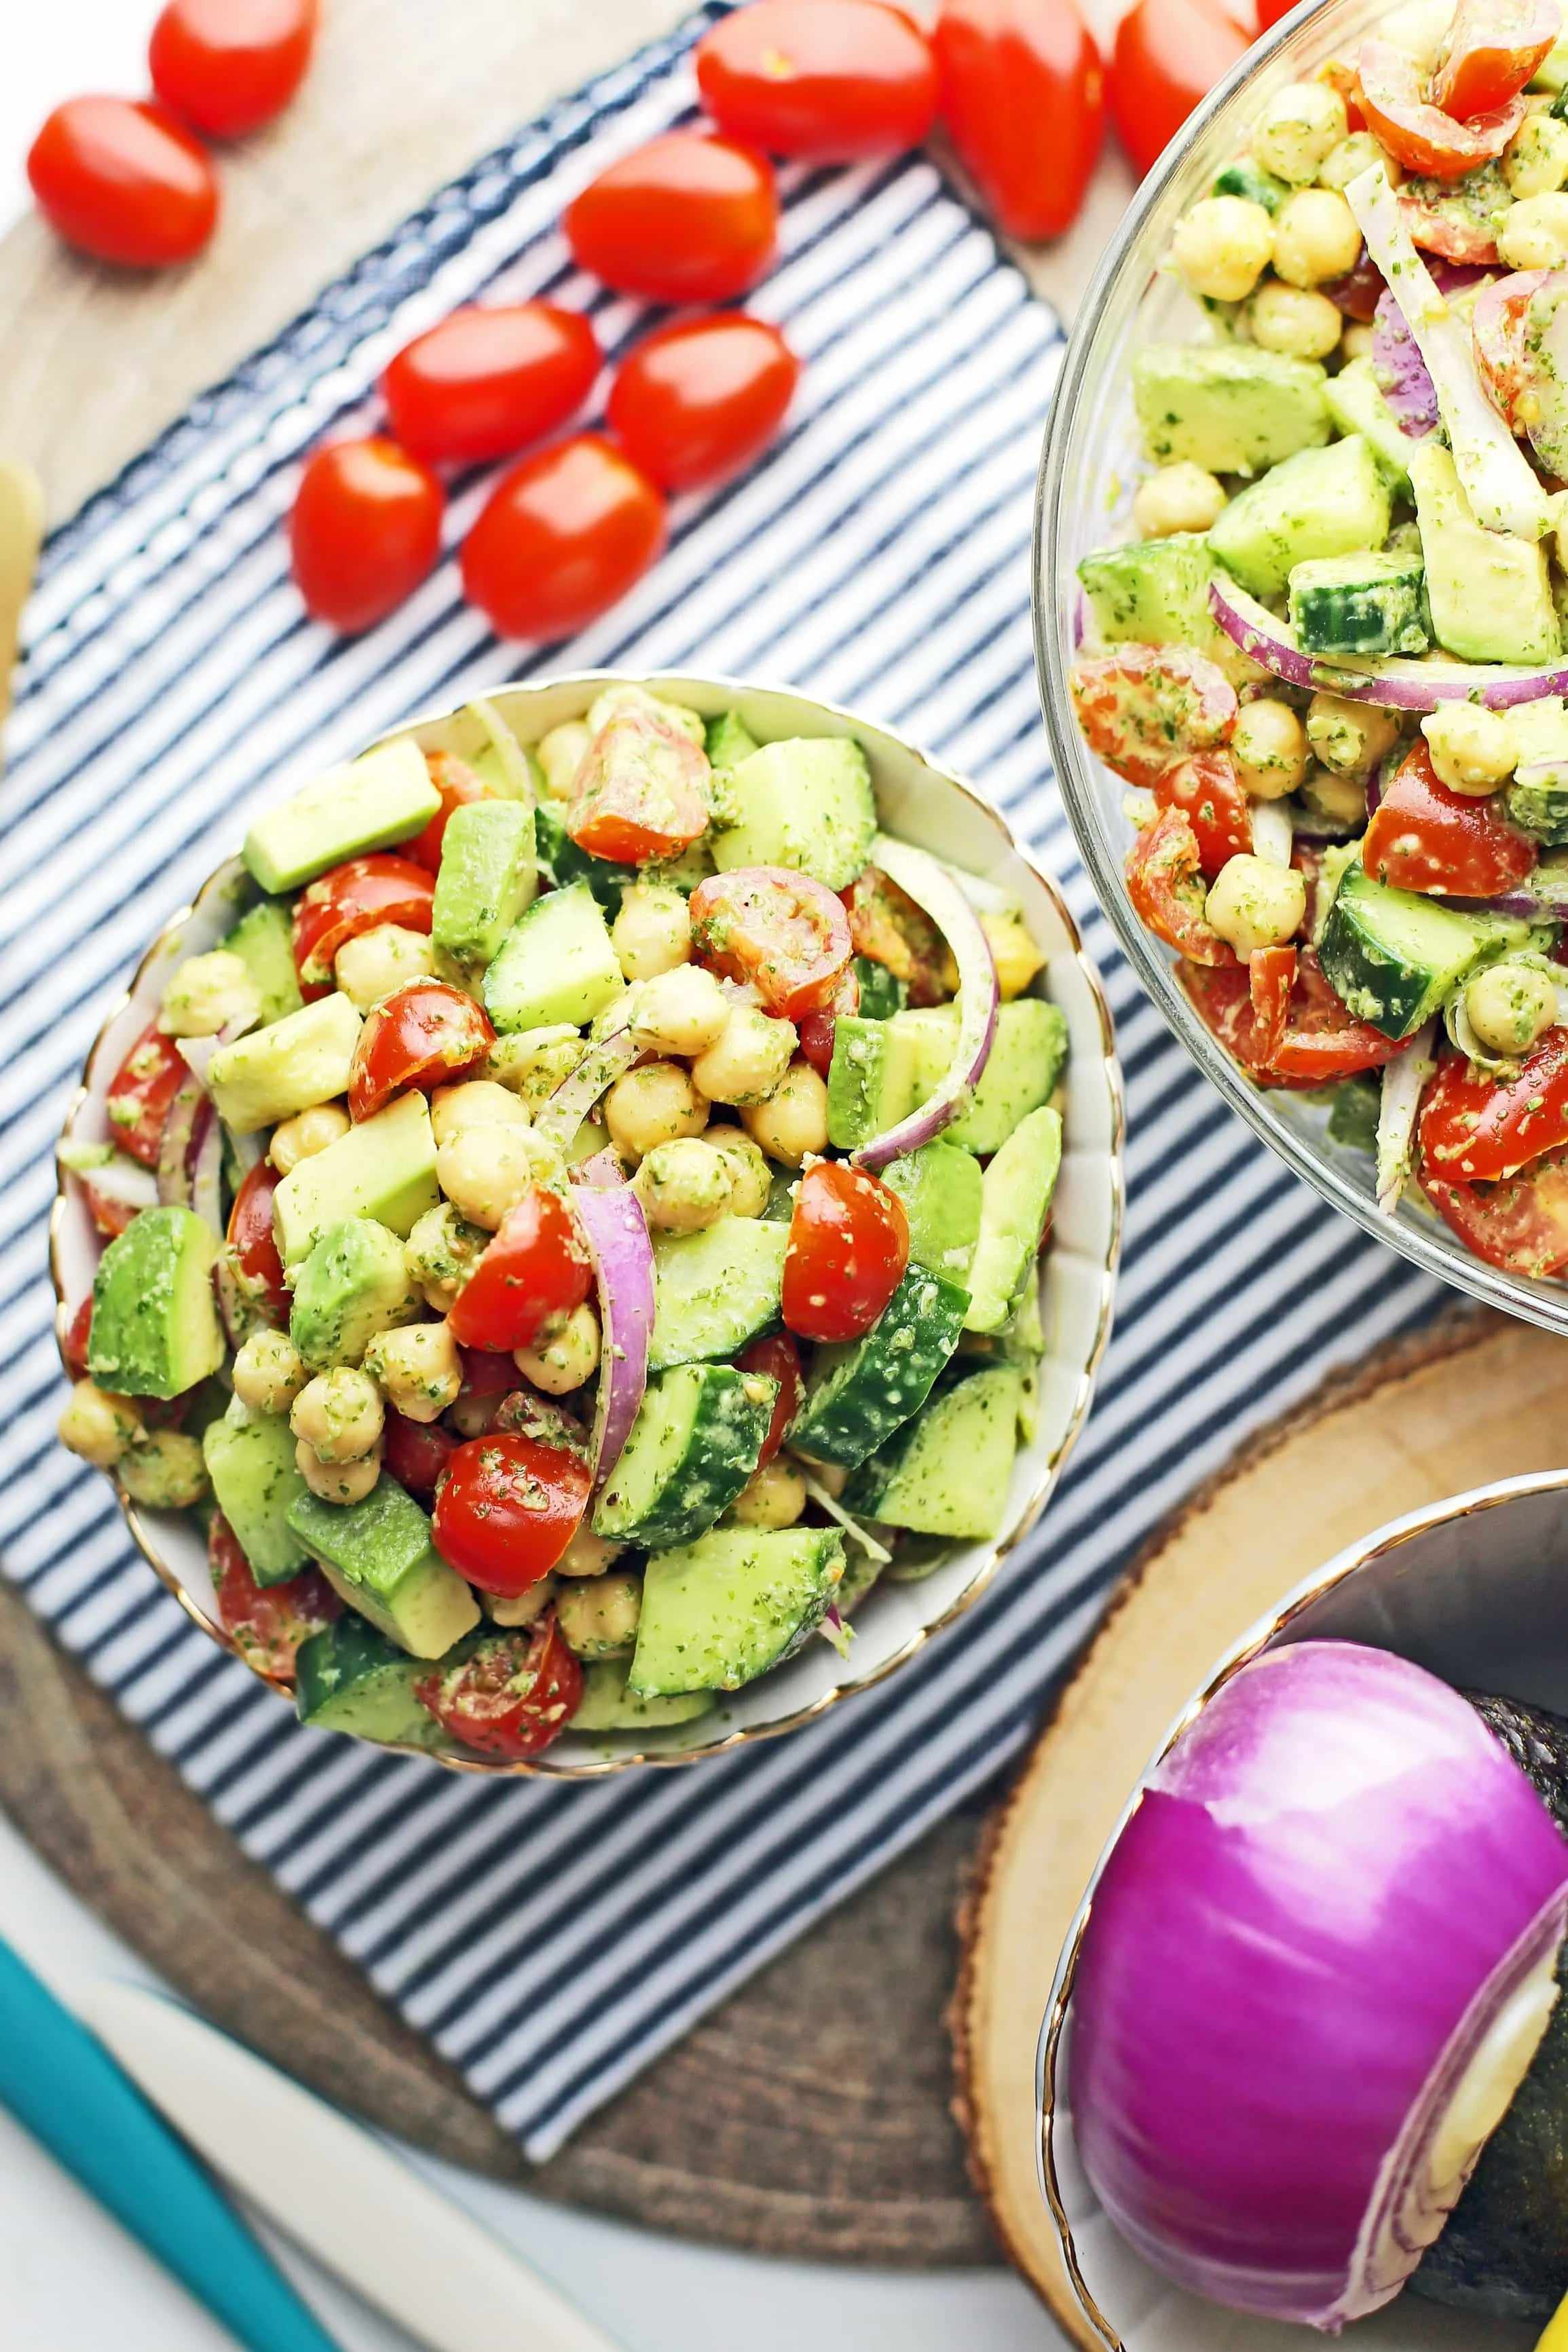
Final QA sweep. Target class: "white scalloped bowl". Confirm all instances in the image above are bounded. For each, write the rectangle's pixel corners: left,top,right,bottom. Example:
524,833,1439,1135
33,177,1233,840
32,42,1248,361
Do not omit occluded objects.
53,673,1124,1778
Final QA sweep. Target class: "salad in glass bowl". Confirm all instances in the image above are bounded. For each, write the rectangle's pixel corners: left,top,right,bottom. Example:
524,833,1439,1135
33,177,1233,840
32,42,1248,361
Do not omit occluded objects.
53,676,1119,1774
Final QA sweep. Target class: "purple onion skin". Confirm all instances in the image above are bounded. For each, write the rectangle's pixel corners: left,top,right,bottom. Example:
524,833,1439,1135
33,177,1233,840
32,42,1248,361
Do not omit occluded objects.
1373,287,1440,436
1070,1641,1568,2326
575,1184,654,1493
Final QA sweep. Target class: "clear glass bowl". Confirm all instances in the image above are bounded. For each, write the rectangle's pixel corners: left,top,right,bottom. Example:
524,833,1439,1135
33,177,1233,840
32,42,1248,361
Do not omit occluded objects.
1034,0,1568,1339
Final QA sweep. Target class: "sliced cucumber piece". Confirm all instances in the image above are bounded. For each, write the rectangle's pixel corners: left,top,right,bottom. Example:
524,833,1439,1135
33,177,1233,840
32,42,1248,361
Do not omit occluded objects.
848,1364,1024,1542
787,1265,970,1470
1318,863,1517,1040
593,1364,776,1549
648,1217,788,1370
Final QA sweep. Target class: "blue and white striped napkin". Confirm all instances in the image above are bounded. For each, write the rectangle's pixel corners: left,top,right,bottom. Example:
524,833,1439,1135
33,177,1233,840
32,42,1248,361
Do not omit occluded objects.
0,4,1444,2160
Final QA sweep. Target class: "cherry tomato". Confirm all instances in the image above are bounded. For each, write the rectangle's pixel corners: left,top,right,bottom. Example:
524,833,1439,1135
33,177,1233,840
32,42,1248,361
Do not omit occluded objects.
106,1023,189,1167
1268,950,1405,1083
432,1435,593,1595
290,437,444,634
1432,0,1559,119
1178,950,1403,1085
690,865,855,1020
1068,644,1237,788
607,315,799,493
1322,246,1385,322
1248,944,1296,1062
348,980,495,1121
227,1159,289,1321
1358,38,1525,181
735,1331,804,1466
1178,960,1294,1080
565,707,711,864
797,967,861,1077
1125,807,1237,967
381,1410,459,1502
1419,1032,1568,1182
291,853,436,989
696,0,938,159
381,302,601,466
1364,739,1537,898
210,1514,339,1681
149,0,318,138
447,1345,522,1438
1151,750,1252,880
1421,1149,1568,1275
462,434,666,643
564,131,779,303
407,750,494,874
933,0,1104,241
415,1616,584,1757
1315,58,1368,134
1108,0,1249,181
1254,0,1299,26
62,1298,95,1381
28,98,218,269
447,1184,594,1354
842,867,954,1005
783,1160,910,1343
1399,183,1499,265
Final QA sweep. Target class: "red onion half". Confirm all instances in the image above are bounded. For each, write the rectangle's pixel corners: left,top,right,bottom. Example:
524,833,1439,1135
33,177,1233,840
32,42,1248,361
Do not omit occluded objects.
849,834,998,1172
573,1184,654,1494
1070,1641,1568,2330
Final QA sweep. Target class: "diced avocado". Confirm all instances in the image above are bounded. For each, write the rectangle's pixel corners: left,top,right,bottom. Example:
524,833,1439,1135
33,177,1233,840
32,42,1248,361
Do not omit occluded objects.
1408,441,1561,665
593,1363,775,1549
878,1141,984,1279
1507,698,1568,844
1077,534,1261,686
825,1015,925,1150
1208,435,1390,601
964,1106,1062,1334
242,739,441,895
787,1265,970,1470
207,994,362,1137
272,1089,439,1265
1318,863,1510,1039
431,799,537,979
286,1477,480,1658
483,880,624,1034
893,997,1068,1155
88,1205,225,1400
290,1218,416,1369
1288,548,1429,658
219,899,303,1026
711,738,876,892
1325,356,1419,489
853,955,907,1020
705,710,760,771
202,1400,310,1583
294,1613,451,1747
571,1657,717,1734
1212,157,1288,211
628,1525,845,1698
1132,345,1329,477
649,1217,789,1370
848,1364,1024,1542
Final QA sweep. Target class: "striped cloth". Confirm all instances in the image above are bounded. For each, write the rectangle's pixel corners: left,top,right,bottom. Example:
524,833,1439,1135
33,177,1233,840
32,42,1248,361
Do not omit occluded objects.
0,5,1444,2160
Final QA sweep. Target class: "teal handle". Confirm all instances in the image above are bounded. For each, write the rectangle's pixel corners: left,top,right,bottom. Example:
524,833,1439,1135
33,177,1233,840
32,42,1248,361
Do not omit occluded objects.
0,1938,339,2352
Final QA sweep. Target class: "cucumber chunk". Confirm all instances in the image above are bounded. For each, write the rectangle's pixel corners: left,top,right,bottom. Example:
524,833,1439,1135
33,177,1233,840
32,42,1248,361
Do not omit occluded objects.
294,1613,453,1747
848,1364,1024,1542
788,1265,970,1470
1288,548,1428,658
648,1217,789,1370
1318,863,1516,1039
483,880,624,1033
629,1525,845,1697
711,738,876,893
533,804,637,915
593,1364,777,1549
1208,434,1391,601
571,1658,717,1734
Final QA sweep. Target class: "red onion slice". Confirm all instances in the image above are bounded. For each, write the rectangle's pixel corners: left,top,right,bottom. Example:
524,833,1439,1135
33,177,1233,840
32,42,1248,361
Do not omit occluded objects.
534,997,639,1152
74,1153,160,1217
848,834,999,1172
1373,284,1439,435
190,1104,225,1237
574,1184,654,1494
1209,574,1568,711
156,1073,207,1207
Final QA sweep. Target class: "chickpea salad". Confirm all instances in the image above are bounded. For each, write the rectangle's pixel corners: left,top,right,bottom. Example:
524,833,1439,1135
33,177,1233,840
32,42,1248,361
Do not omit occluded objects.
1067,0,1568,1278
57,684,1067,1761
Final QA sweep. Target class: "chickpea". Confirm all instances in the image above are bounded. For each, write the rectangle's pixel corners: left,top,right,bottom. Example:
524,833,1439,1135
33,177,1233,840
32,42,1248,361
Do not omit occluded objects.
159,949,261,1039
1421,704,1518,796
436,1123,564,1229
1317,131,1396,192
1499,193,1568,269
1205,855,1307,955
1132,462,1227,540
487,1575,559,1628
363,1320,462,1423
791,1451,846,1497
633,1137,735,1231
334,924,436,1011
1232,699,1309,800
1247,280,1344,359
514,1301,601,1394
1301,765,1370,829
291,1367,384,1463
430,1079,531,1148
58,1379,142,1469
231,1328,307,1415
691,1003,796,1106
1305,693,1400,775
557,1527,622,1579
704,1125,773,1217
740,1058,829,1166
979,910,1047,1000
1271,187,1362,288
1340,320,1377,363
629,963,731,1058
487,1024,582,1108
1252,81,1348,185
536,719,592,800
730,1458,807,1530
269,1100,350,1174
405,1201,488,1312
119,1428,208,1509
611,881,692,982
1506,112,1568,200
586,683,706,745
603,1060,709,1161
1170,195,1275,303
297,1439,381,1505
1466,963,1559,1057
557,1569,643,1659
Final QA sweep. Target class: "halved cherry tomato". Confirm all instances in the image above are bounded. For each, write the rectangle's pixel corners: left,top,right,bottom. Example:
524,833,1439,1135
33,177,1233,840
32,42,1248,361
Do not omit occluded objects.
565,708,711,864
1421,1150,1568,1275
291,853,436,990
607,314,800,492
1419,1031,1568,1181
432,1437,593,1595
407,750,494,875
797,966,860,1076
415,1616,584,1755
462,434,666,643
1255,0,1300,26
1358,37,1526,181
1179,949,1402,1085
1180,960,1296,1080
1248,944,1296,1062
1400,177,1501,265
1322,246,1385,322
447,1184,594,1353
690,865,854,1020
149,0,318,138
1432,0,1559,119
290,437,444,634
783,1160,910,1343
842,867,954,1005
62,1298,95,1381
106,1024,189,1167
1068,644,1237,788
28,98,219,268
381,301,601,466
210,1514,339,1681
564,131,779,303
227,1159,289,1321
348,979,495,1121
934,0,1104,241
696,0,939,159
1364,739,1537,897
1125,808,1237,967
1151,749,1251,880
1108,0,1249,181
381,1410,460,1503
736,1331,804,1466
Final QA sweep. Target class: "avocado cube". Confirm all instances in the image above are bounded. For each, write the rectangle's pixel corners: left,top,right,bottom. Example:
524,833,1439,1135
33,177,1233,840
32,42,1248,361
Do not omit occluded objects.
1408,441,1561,665
825,1016,925,1150
964,1106,1062,1334
291,1218,416,1369
88,1206,225,1400
242,739,441,895
207,994,363,1137
1077,534,1258,686
892,998,1067,1157
220,899,304,1026
1133,345,1330,477
202,1400,310,1584
879,1140,984,1280
1324,356,1416,490
273,1090,439,1265
483,881,625,1034
286,1478,479,1658
1209,434,1392,601
712,739,876,892
431,799,538,980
